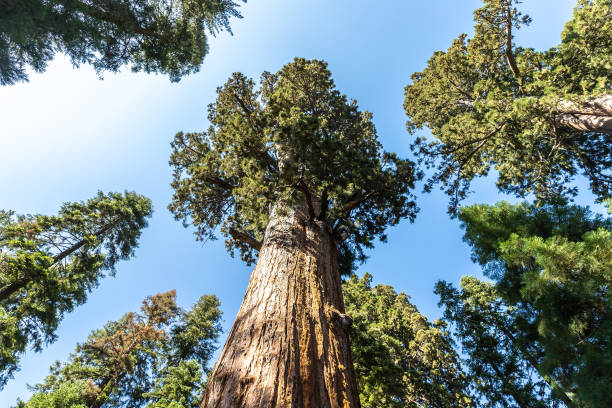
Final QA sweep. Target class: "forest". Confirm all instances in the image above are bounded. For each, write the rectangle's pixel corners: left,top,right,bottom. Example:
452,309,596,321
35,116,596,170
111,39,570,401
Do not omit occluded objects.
0,0,610,407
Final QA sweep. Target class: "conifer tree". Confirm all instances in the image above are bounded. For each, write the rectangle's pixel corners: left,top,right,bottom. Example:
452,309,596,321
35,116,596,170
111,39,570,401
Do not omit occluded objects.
404,0,611,213
16,290,222,408
343,274,471,408
0,191,152,387
0,0,244,85
437,201,612,407
169,58,420,407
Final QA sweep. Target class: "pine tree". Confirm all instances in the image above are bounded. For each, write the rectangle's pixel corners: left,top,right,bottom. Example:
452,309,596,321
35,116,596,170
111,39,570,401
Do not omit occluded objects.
343,274,471,408
16,290,222,408
437,201,612,407
0,0,244,85
169,58,420,407
0,191,152,387
404,0,611,213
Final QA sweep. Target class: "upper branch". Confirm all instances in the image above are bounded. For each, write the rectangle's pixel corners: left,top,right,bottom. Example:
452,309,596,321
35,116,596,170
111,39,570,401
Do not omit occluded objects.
341,190,377,214
228,227,262,251
294,179,316,220
504,4,521,82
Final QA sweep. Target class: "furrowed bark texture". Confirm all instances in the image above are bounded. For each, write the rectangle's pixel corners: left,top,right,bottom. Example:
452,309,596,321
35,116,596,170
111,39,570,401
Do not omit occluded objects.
200,204,360,408
555,95,612,134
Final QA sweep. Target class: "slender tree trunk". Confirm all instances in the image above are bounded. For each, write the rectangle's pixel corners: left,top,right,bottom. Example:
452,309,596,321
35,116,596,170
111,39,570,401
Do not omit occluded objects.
200,202,360,408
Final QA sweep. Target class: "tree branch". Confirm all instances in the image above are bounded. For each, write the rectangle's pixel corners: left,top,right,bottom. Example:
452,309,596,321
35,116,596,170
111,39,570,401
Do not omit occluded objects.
317,188,329,221
456,95,612,134
341,190,377,214
228,227,262,251
294,179,316,220
205,176,236,191
0,221,118,302
504,5,521,81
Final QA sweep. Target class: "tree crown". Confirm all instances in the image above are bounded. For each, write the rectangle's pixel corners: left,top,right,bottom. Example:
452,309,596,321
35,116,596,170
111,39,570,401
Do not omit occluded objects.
170,58,420,272
0,191,152,388
404,0,611,213
0,0,244,85
20,290,222,408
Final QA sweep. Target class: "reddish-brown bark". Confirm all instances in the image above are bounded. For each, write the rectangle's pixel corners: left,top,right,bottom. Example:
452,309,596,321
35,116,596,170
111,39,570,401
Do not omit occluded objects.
200,203,360,408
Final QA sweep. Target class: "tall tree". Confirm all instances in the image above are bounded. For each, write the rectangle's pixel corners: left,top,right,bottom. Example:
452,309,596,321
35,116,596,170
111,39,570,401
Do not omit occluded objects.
343,274,471,408
169,58,420,407
16,290,222,408
436,201,612,407
0,0,244,85
404,0,611,213
0,191,152,387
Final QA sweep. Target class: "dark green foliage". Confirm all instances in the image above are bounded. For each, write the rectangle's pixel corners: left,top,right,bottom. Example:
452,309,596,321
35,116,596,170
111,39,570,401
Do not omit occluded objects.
343,274,471,408
0,0,243,85
170,58,420,273
437,201,612,407
17,290,222,408
404,0,612,213
0,191,152,388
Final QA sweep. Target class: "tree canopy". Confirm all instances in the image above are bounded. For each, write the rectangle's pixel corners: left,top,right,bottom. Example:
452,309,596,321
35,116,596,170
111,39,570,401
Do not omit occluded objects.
0,191,152,388
404,0,611,213
169,58,420,273
0,0,244,85
16,290,222,408
343,274,471,408
437,201,612,407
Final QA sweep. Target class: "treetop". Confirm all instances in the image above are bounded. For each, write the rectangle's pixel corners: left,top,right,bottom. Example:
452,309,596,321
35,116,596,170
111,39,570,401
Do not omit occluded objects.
405,0,611,214
170,58,420,273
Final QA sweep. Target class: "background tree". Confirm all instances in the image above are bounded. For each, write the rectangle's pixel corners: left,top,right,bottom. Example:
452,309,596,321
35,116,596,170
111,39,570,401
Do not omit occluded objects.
404,0,611,213
16,290,222,408
0,191,152,388
0,0,244,85
343,273,471,408
169,58,420,407
436,201,611,407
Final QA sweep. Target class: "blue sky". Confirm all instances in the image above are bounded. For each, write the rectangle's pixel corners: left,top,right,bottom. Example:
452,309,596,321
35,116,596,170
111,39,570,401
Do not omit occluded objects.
0,0,596,404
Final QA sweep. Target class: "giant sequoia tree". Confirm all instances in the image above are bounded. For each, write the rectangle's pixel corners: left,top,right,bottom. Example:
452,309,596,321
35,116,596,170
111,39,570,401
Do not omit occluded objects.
404,0,611,213
0,0,243,85
0,191,152,387
169,58,420,407
437,201,612,407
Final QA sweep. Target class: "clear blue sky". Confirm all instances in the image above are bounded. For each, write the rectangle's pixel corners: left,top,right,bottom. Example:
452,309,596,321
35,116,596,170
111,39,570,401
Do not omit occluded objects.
0,0,596,404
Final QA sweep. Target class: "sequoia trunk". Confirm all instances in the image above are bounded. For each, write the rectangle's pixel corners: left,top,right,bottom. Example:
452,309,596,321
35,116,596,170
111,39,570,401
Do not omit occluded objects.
200,203,360,408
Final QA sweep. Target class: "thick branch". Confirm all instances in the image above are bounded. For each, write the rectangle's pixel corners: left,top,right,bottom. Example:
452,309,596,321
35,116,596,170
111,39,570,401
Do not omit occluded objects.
456,95,612,134
555,95,612,133
318,188,329,221
204,176,236,191
504,5,521,80
341,190,377,214
294,179,316,220
228,227,262,251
